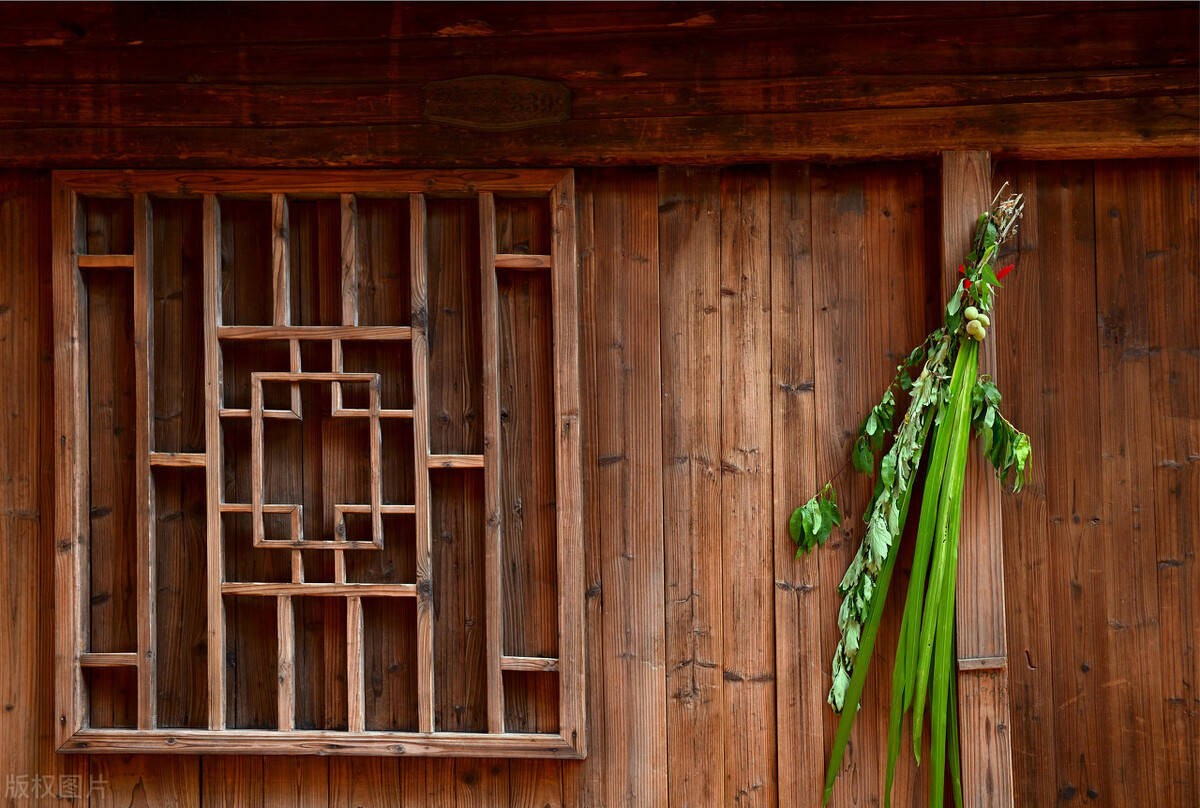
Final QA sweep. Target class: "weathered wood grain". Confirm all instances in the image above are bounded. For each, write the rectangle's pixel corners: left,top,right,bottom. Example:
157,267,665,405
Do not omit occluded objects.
1036,161,1112,804
988,161,1057,807
718,167,777,807
658,165,724,807
1140,159,1199,808
941,150,1015,808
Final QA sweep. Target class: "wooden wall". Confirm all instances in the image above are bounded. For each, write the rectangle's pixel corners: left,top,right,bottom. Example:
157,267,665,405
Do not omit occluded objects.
0,2,1196,165
1,159,1196,806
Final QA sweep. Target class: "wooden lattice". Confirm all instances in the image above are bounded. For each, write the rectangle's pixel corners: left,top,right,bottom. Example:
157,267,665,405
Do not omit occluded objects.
53,170,585,757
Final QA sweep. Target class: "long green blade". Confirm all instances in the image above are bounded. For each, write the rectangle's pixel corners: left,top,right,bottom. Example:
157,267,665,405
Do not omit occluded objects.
911,340,977,758
884,613,908,808
899,396,954,713
929,502,961,808
823,413,930,805
948,653,964,808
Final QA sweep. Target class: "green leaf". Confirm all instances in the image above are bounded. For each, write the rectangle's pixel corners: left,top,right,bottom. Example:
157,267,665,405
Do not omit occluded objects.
880,452,897,488
852,436,874,474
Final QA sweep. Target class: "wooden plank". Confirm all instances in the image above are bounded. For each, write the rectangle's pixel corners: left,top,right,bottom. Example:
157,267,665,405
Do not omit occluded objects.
940,150,1015,808
52,178,88,746
1091,159,1169,804
64,729,583,757
479,191,505,735
55,169,570,195
78,253,135,268
427,453,485,469
79,652,139,668
133,192,157,730
272,193,291,326
217,324,412,340
584,168,668,806
340,193,357,326
149,451,206,467
717,167,776,807
21,96,1200,169
495,253,551,270
6,9,1196,86
90,755,202,808
202,193,226,729
5,68,1197,130
657,165,723,807
549,172,585,758
1036,161,1113,805
1139,158,1199,808
222,583,417,598
501,656,560,673
347,595,364,732
331,759,402,808
277,594,295,731
768,163,825,802
987,161,1057,806
410,191,435,734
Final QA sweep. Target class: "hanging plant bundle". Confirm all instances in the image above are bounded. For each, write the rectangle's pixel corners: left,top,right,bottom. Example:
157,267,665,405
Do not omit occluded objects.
790,188,1030,808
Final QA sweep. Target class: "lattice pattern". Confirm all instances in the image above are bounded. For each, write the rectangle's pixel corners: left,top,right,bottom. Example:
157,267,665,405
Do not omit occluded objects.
52,170,584,757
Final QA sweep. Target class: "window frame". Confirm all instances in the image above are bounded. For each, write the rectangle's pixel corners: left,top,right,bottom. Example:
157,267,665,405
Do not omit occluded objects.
52,169,585,758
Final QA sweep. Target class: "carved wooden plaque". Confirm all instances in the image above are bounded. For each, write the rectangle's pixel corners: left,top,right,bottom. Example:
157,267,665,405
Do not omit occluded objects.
52,169,584,757
422,75,571,131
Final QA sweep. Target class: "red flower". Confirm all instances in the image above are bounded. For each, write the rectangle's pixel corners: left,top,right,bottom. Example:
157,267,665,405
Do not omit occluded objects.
958,264,972,290
997,263,1015,280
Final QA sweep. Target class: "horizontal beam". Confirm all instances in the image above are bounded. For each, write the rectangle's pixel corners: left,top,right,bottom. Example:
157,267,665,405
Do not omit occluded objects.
500,655,560,673
77,254,134,269
428,454,485,469
218,325,411,341
54,170,571,195
495,254,551,270
149,452,205,468
221,582,416,597
27,96,1199,168
79,652,138,668
61,729,584,758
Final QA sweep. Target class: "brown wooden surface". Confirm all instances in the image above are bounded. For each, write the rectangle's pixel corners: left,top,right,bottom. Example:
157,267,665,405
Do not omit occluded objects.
0,3,1195,166
4,160,1198,803
941,150,1015,808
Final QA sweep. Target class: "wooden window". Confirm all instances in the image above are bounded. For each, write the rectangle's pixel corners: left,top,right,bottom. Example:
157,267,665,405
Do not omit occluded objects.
52,170,585,758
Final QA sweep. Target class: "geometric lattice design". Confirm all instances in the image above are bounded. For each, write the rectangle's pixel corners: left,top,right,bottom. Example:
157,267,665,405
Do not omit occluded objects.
53,169,585,758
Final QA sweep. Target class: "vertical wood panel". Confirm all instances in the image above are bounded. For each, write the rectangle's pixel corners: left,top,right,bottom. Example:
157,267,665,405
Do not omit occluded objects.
768,163,825,802
718,167,776,808
991,161,1057,806
202,193,226,730
1140,159,1199,808
133,193,157,730
583,168,668,807
1036,161,1112,804
941,150,1016,808
1092,160,1167,804
658,165,724,807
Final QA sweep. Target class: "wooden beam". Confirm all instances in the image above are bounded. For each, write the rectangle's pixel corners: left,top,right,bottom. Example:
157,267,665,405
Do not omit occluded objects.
79,652,138,668
133,192,156,730
149,451,206,468
500,656,559,673
77,254,135,269
62,729,585,758
340,193,358,326
221,583,416,598
277,595,295,731
426,453,485,469
346,595,364,733
479,191,505,734
21,96,1200,168
202,193,226,730
409,192,435,735
52,179,88,747
940,150,1015,808
550,171,586,755
217,325,411,341
495,253,551,270
271,193,291,326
